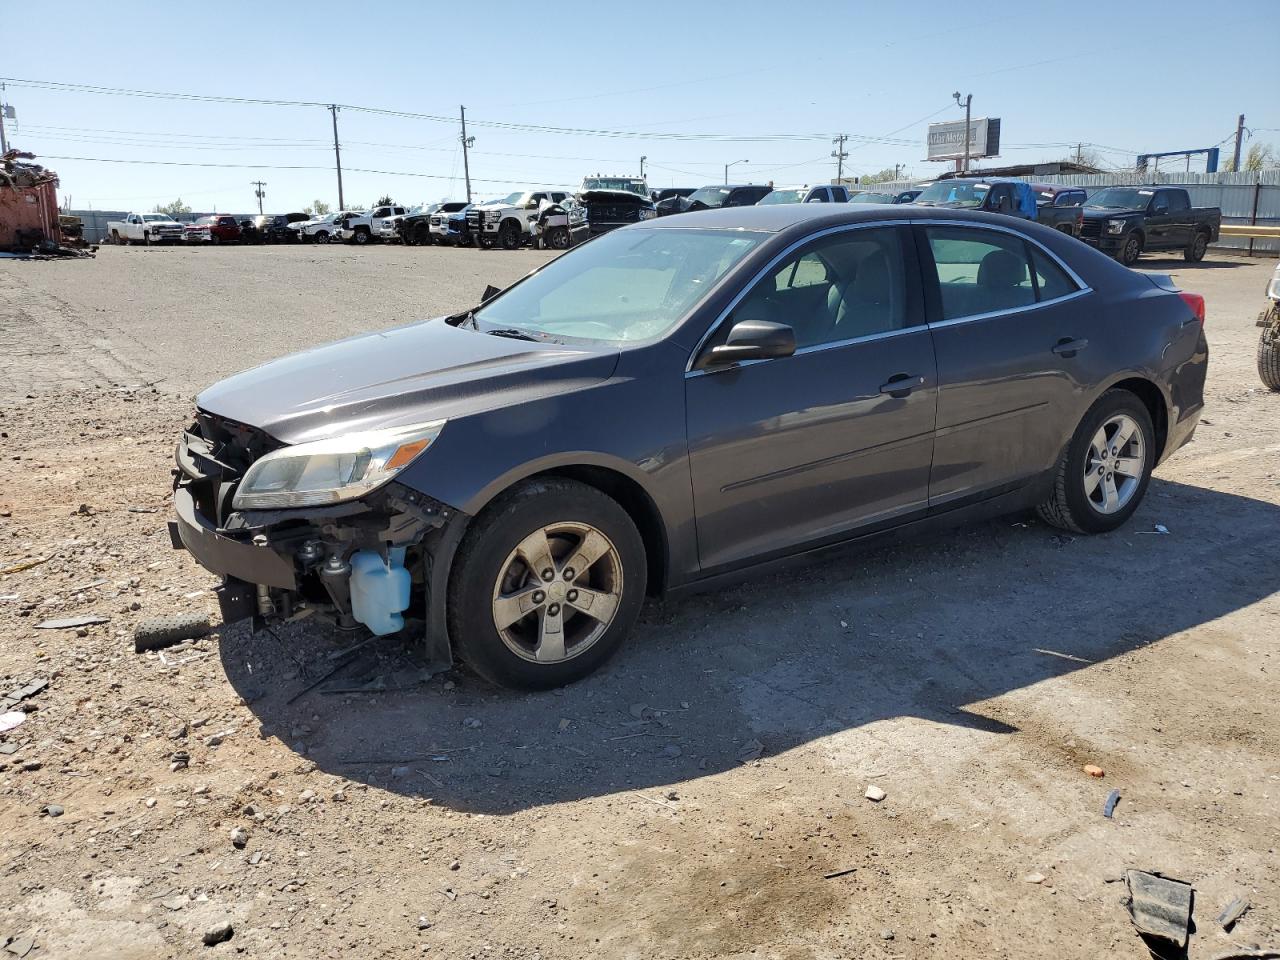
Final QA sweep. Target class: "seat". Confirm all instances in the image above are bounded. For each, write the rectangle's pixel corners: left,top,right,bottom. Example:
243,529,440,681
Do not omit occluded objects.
975,249,1032,313
830,251,895,338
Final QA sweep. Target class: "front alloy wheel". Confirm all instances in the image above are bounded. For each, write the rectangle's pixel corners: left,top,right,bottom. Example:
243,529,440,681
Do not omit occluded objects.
449,478,646,689
1118,234,1142,266
492,522,623,664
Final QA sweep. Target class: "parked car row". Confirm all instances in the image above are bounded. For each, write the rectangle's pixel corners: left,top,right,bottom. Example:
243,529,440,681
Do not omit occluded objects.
110,177,1223,266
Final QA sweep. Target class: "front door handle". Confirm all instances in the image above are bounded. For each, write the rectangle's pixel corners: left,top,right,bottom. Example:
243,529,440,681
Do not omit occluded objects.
879,373,925,398
1052,337,1089,357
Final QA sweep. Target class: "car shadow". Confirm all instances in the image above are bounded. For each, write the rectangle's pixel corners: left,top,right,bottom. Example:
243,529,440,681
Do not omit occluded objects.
219,477,1280,814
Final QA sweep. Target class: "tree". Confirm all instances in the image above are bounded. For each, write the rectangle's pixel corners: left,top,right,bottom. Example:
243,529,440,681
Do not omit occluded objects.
858,168,905,185
1245,142,1276,172
375,194,394,206
312,199,331,216
154,198,192,215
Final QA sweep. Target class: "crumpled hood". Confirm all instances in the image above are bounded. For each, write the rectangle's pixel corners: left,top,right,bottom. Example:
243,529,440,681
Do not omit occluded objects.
197,319,619,445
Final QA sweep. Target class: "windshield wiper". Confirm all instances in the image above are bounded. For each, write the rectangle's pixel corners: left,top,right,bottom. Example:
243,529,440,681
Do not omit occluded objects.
485,327,539,341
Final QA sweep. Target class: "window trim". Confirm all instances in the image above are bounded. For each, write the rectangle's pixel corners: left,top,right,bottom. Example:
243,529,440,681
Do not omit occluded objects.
914,219,1092,330
685,221,919,376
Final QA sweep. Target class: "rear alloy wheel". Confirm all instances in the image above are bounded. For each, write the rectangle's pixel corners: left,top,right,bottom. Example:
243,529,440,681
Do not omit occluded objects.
353,229,371,246
449,478,646,689
499,219,522,250
1184,230,1209,263
1117,233,1142,266
1037,389,1155,534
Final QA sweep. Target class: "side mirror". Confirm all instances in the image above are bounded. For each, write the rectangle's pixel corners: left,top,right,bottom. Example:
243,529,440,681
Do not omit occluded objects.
700,319,796,368
1153,203,1169,216
481,284,501,303
525,200,540,210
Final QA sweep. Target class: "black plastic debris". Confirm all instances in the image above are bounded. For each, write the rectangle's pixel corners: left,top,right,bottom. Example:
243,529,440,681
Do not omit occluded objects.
1124,869,1193,949
1103,788,1121,818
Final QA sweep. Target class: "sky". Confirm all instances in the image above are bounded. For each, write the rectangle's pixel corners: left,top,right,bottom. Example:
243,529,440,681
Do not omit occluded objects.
3,0,1277,216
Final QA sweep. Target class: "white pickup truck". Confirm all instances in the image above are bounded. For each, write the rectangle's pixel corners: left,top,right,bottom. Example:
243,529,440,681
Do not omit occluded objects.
334,204,408,244
467,189,572,249
296,211,363,244
106,213,186,245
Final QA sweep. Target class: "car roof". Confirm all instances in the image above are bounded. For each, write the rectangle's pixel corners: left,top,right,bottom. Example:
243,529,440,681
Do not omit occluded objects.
642,201,1044,234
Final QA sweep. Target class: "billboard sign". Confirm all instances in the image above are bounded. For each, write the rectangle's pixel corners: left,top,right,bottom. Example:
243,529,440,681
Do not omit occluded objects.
927,117,1001,162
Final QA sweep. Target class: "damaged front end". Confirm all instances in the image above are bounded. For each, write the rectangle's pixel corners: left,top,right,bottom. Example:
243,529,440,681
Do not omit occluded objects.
169,410,467,668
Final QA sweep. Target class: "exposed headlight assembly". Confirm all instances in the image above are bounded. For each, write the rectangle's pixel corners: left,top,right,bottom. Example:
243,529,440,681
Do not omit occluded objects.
1107,219,1127,235
232,419,446,510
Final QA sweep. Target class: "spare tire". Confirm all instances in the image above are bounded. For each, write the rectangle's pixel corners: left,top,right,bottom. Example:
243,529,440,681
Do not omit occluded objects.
134,612,212,653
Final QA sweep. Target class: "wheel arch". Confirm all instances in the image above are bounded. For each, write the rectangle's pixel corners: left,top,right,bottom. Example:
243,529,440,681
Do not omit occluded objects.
1103,375,1168,458
461,457,670,596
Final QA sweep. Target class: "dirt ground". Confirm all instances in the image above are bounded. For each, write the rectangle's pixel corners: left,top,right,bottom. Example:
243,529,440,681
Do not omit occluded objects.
1,243,1278,960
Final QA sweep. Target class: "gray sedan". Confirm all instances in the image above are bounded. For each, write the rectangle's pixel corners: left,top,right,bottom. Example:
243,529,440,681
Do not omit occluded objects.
171,204,1208,689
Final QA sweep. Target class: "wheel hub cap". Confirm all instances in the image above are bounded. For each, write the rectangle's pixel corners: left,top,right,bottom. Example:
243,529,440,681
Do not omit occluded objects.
1084,414,1145,515
491,522,623,664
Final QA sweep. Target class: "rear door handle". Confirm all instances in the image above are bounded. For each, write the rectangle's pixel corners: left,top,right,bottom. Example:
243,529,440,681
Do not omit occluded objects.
879,374,926,398
1052,338,1089,357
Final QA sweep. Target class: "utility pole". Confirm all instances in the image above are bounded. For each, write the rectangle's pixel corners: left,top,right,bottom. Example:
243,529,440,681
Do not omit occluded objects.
460,105,474,203
953,91,972,174
640,155,647,179
0,82,10,155
328,105,345,210
831,134,849,183
1075,143,1083,164
1232,113,1246,172
252,181,266,215
894,163,902,180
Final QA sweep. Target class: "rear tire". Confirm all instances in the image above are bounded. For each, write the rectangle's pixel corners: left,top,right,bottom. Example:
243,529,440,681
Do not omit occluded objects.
448,478,646,689
1258,311,1280,391
314,230,329,244
1037,389,1156,535
543,226,570,250
353,228,371,246
1184,229,1209,263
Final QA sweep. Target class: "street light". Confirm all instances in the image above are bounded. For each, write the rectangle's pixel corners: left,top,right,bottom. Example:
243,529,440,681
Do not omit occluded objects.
952,91,972,175
640,155,647,179
725,159,748,185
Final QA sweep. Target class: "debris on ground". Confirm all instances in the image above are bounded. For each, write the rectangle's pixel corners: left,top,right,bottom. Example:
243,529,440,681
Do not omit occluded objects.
823,868,857,880
1154,524,1171,534
0,556,50,575
0,712,26,733
2,935,35,959
39,804,64,818
864,785,887,802
737,739,765,763
1103,789,1121,818
1084,764,1105,777
35,614,108,630
1216,895,1250,930
1123,869,1193,948
202,921,234,946
133,611,211,652
1024,872,1046,884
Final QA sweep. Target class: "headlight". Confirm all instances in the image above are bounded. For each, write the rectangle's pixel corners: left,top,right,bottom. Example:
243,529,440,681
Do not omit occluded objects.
232,419,446,510
639,208,657,220
1106,219,1126,235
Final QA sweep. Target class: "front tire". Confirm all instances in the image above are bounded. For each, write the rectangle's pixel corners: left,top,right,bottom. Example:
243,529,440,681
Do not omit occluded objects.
1037,389,1155,534
448,478,647,689
543,226,570,250
1184,229,1209,263
353,228,371,246
499,219,522,250
1117,233,1142,266
314,230,329,244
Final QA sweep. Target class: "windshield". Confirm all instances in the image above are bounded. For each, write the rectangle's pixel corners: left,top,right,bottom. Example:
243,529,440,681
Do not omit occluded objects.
1086,187,1154,209
914,181,990,207
142,214,175,222
582,178,648,196
473,227,765,342
757,189,808,205
687,186,732,207
849,192,894,204
441,202,468,213
496,192,525,205
195,216,216,225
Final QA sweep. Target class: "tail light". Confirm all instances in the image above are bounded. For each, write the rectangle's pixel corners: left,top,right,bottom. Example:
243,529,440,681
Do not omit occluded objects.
1178,291,1205,324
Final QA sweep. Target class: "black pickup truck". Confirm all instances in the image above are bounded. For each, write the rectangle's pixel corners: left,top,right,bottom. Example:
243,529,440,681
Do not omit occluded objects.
1080,186,1221,265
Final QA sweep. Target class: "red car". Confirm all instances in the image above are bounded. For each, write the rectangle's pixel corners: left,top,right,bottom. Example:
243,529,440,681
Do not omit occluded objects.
184,215,242,244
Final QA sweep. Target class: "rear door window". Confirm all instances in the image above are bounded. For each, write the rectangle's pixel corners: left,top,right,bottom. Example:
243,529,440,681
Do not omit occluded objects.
1029,247,1079,302
925,226,1036,320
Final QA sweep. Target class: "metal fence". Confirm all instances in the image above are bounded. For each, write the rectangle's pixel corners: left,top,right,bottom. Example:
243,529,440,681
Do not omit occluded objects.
847,170,1280,254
